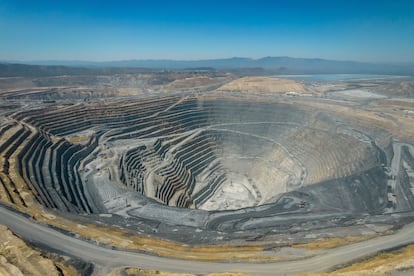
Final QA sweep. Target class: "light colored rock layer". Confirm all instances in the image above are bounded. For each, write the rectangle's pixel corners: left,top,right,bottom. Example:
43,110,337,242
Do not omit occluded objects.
0,225,60,276
217,77,307,94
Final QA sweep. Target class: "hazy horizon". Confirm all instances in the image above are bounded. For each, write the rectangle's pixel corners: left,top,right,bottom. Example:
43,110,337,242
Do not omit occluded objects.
1,0,414,63
3,56,414,65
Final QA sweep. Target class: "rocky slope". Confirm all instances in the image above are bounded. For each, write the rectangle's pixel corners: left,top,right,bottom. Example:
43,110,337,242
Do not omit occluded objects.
0,224,77,276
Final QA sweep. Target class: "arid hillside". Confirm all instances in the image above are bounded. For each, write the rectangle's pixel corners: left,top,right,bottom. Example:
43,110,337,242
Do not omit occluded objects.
0,225,77,276
216,76,310,94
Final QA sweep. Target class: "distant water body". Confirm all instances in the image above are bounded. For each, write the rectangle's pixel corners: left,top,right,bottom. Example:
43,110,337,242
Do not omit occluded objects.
276,74,406,82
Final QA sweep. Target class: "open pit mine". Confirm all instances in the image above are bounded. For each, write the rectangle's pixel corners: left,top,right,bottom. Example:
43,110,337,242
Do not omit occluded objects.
1,72,414,275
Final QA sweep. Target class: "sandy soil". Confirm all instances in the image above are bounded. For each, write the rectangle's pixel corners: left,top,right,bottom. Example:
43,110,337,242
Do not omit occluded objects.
330,89,386,99
108,267,248,276
216,77,310,94
301,244,414,276
163,76,228,92
0,224,75,276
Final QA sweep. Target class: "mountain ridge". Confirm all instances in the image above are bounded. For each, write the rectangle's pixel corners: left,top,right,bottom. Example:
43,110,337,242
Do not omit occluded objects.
1,56,414,76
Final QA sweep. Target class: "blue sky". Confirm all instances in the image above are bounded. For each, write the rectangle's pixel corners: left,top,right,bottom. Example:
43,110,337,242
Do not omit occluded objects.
0,0,413,62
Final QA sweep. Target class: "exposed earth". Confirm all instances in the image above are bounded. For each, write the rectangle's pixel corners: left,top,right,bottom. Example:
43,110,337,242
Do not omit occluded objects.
1,70,414,275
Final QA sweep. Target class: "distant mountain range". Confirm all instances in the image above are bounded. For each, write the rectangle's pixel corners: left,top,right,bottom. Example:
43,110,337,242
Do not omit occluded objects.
1,57,414,77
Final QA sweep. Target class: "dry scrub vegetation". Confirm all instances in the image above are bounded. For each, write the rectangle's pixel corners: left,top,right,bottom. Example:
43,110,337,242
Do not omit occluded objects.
293,235,375,250
300,244,414,276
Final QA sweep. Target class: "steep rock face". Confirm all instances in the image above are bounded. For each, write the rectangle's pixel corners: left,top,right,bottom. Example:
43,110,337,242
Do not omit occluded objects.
0,225,60,276
299,167,388,214
0,95,386,213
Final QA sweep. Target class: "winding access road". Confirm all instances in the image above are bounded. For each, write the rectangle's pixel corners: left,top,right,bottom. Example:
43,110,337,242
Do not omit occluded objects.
1,206,414,275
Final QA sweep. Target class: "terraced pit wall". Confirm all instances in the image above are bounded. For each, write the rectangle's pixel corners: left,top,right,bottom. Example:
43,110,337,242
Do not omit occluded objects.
0,95,392,216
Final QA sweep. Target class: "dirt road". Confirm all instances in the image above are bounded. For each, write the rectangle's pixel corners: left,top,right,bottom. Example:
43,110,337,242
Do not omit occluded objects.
1,205,414,275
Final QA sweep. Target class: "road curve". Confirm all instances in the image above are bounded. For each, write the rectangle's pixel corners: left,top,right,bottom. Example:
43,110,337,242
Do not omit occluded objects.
1,206,414,276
